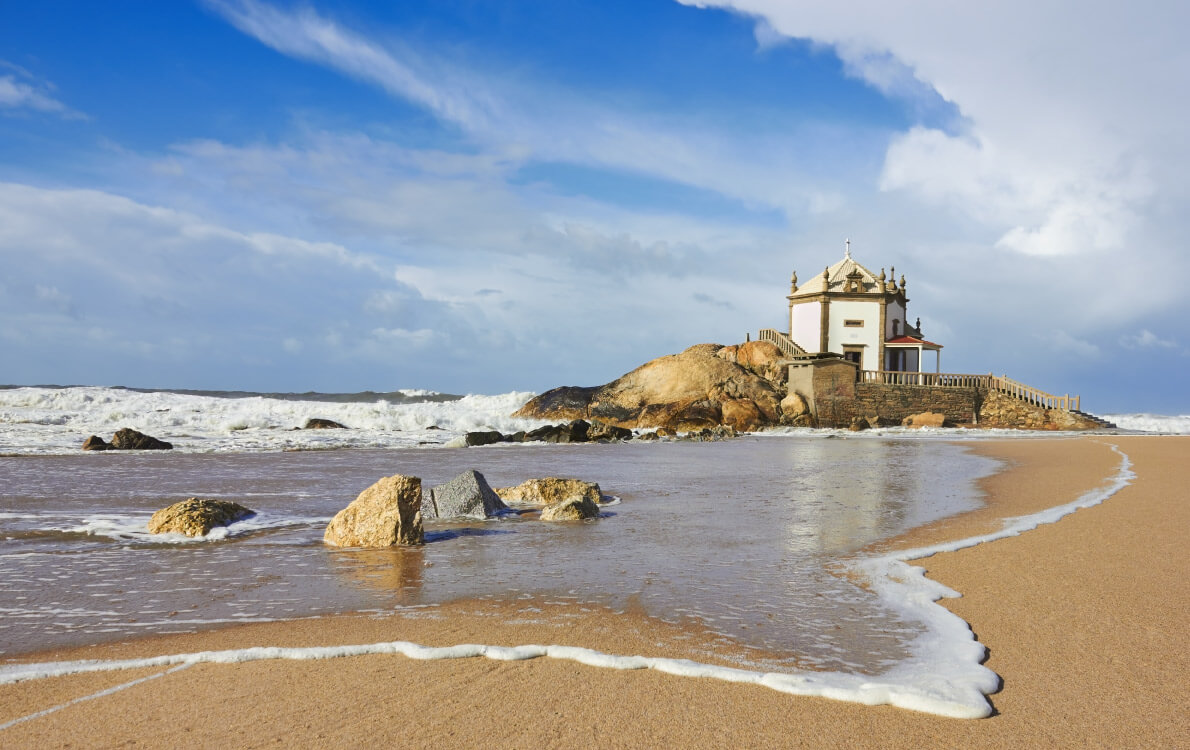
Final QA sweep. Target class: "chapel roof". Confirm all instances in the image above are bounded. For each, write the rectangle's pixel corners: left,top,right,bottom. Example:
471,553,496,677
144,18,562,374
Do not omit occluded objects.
789,242,889,298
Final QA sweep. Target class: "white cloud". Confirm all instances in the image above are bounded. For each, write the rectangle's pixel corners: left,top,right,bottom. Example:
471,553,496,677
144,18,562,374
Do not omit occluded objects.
1120,329,1177,350
1039,330,1101,359
0,63,83,118
205,1,857,219
677,1,1190,268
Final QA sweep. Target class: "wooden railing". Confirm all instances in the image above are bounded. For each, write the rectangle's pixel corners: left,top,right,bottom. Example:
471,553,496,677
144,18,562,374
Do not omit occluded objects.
990,375,1080,411
757,328,809,359
860,370,1081,412
861,371,993,388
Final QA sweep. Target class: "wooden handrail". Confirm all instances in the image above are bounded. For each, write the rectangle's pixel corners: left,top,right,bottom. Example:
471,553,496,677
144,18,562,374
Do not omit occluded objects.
860,370,1081,412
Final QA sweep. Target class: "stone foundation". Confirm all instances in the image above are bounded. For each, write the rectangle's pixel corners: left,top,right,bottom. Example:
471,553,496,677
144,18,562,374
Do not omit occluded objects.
787,359,1105,430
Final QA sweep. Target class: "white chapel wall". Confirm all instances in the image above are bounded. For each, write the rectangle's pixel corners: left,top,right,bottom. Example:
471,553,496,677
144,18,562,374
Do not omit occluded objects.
828,300,881,370
790,301,821,352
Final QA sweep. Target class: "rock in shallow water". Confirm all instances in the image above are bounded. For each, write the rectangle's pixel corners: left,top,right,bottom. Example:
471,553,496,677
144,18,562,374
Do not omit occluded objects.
148,498,254,537
494,477,603,507
304,418,347,429
110,428,173,450
539,495,601,521
423,469,507,520
324,475,424,547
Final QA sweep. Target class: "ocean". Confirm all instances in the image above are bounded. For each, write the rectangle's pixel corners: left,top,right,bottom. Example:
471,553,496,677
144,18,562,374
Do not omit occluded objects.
0,386,1149,716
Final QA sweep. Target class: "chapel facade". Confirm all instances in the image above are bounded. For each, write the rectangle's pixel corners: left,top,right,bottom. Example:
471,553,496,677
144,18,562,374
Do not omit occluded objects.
785,241,941,373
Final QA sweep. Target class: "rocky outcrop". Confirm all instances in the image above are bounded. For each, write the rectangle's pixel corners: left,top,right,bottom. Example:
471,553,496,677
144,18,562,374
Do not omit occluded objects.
304,418,347,429
514,343,784,433
540,496,601,521
494,478,603,507
978,391,1106,430
82,435,110,451
324,475,424,547
422,470,507,521
111,428,174,450
717,340,788,385
148,498,254,537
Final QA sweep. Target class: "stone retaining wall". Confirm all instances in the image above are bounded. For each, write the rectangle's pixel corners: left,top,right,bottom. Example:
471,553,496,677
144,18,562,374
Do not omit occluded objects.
816,384,981,427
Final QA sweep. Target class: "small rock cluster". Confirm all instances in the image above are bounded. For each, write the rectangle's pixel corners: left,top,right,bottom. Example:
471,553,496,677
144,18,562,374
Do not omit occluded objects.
322,470,610,548
455,419,737,447
83,428,173,451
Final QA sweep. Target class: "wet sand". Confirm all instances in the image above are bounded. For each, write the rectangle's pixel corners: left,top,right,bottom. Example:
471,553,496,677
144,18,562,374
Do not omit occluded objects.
1,436,1186,748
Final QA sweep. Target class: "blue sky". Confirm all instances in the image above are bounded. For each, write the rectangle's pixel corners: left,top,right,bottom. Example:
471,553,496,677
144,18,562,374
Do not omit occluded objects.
1,1,1187,413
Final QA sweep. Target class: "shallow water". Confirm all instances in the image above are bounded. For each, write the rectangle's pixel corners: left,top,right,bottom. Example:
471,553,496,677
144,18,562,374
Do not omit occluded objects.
0,437,995,672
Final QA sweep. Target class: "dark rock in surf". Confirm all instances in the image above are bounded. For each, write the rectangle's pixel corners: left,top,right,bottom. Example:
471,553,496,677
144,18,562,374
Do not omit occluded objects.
463,430,504,447
82,435,110,451
525,419,591,444
587,421,633,442
304,418,347,429
110,428,173,451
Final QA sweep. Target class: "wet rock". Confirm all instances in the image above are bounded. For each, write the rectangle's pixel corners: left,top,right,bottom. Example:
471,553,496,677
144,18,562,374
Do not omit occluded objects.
423,469,507,521
586,420,633,442
636,431,660,441
525,420,591,444
304,418,347,429
849,416,869,432
494,477,603,507
110,428,173,451
463,430,504,447
540,496,600,522
82,435,109,451
500,431,528,443
324,474,424,547
148,498,254,537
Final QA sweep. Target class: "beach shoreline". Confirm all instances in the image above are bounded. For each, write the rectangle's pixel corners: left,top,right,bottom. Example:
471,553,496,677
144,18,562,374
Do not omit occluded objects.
1,435,1185,747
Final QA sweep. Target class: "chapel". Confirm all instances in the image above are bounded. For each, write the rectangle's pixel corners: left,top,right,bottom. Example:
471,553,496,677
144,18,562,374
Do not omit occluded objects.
784,240,941,373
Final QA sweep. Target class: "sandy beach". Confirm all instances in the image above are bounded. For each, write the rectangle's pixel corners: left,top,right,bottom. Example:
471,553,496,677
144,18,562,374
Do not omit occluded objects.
1,435,1186,748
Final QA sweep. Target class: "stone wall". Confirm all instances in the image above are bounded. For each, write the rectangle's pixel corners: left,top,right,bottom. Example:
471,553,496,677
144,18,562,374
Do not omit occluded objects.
786,358,1104,430
817,384,981,427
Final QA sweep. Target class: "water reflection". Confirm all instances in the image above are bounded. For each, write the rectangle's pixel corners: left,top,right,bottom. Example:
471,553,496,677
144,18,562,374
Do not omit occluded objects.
327,546,426,604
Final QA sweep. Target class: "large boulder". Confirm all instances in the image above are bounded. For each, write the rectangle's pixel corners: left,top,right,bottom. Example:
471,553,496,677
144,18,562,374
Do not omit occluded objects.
423,469,507,521
110,428,173,450
514,343,785,432
494,478,603,506
902,412,948,428
148,498,254,537
540,496,600,522
779,392,809,420
324,475,424,547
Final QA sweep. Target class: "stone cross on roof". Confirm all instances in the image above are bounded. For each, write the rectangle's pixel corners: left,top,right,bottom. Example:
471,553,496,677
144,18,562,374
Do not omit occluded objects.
844,238,851,259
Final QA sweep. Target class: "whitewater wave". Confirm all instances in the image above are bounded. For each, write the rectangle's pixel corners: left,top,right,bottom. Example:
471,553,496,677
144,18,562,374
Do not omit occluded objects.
0,386,544,454
1102,413,1190,434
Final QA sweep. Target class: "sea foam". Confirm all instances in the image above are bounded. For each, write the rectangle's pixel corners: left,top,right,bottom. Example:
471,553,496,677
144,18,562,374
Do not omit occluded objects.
0,386,544,454
0,445,1135,719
